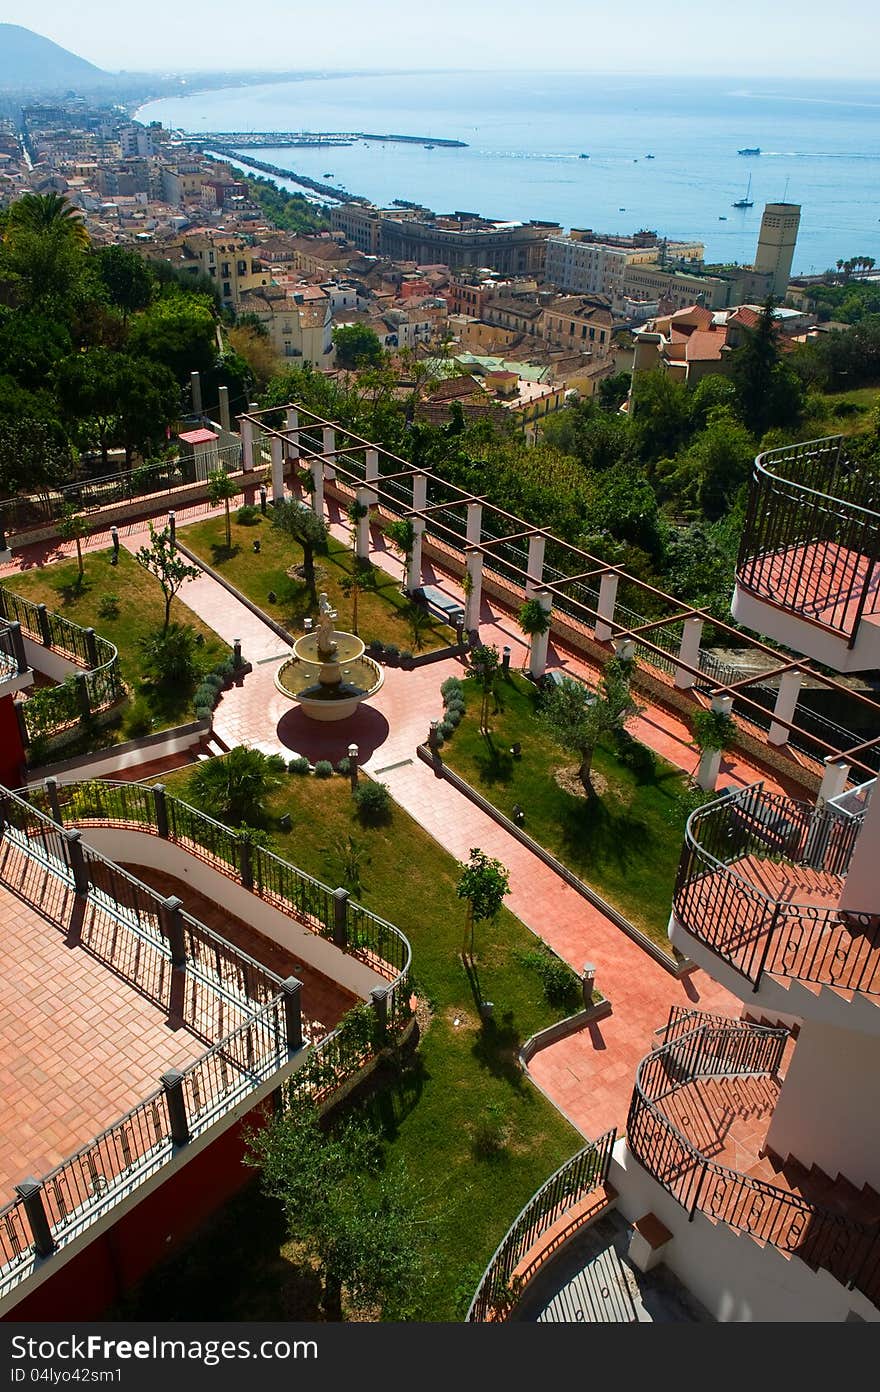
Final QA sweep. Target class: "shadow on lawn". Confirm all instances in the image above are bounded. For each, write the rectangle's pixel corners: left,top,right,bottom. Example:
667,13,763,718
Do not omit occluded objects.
558,789,656,878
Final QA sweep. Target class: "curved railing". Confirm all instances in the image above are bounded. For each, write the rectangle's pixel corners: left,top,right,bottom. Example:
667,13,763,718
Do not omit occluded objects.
673,782,879,995
0,781,414,1301
627,1022,880,1308
0,585,124,735
24,777,412,1011
736,436,880,643
466,1129,616,1322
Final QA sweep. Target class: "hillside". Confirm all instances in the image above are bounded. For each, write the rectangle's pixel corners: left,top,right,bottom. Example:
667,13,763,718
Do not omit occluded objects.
0,24,105,90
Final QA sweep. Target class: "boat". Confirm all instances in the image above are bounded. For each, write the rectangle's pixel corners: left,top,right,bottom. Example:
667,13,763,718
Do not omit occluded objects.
323,172,333,177
732,174,754,208
645,153,654,159
738,147,760,155
718,215,727,220
618,206,625,211
424,144,435,149
578,153,589,159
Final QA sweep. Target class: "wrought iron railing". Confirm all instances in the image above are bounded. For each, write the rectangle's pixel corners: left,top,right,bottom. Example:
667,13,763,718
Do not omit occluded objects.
466,1129,617,1322
32,779,411,991
737,436,880,644
0,585,124,741
673,782,878,995
0,780,414,1299
627,1022,880,1308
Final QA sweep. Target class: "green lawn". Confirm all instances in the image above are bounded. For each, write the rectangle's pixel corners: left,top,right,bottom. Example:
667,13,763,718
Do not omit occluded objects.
122,765,582,1321
810,383,880,438
443,673,694,949
179,510,455,654
6,547,229,736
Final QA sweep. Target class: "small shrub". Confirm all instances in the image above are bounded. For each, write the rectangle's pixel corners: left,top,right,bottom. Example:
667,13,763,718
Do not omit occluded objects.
384,643,400,662
444,693,466,714
438,717,456,739
517,948,582,1010
140,623,200,687
288,755,311,775
335,756,351,775
98,593,120,621
367,639,383,656
202,672,225,691
194,682,217,709
124,698,152,738
440,677,463,700
399,649,413,665
352,779,391,824
194,703,213,721
314,759,334,778
236,504,260,524
614,729,656,779
444,707,462,729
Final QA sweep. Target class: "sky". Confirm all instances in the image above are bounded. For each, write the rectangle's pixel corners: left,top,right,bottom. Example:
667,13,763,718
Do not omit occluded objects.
6,0,880,79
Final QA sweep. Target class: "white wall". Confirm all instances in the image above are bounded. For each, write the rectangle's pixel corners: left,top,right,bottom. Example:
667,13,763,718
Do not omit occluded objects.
22,635,82,683
77,826,388,1001
731,585,880,673
765,1018,880,1189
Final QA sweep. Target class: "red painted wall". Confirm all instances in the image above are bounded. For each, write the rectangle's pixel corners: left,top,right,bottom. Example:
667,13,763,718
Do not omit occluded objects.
0,694,25,790
5,1098,275,1321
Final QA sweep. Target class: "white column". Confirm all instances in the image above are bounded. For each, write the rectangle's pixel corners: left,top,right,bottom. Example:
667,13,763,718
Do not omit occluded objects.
818,758,851,805
595,572,619,643
322,425,336,482
613,638,635,664
240,417,255,473
768,668,803,747
408,520,425,592
466,501,483,546
465,551,483,631
838,782,880,916
270,436,284,503
697,694,733,792
526,532,546,598
675,616,703,689
365,448,379,504
217,385,230,434
190,370,202,416
413,470,428,516
528,590,553,679
311,460,325,521
355,487,371,560
285,408,300,460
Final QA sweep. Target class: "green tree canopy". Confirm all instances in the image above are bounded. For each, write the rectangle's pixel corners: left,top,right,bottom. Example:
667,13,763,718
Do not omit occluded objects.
189,745,286,826
332,322,384,369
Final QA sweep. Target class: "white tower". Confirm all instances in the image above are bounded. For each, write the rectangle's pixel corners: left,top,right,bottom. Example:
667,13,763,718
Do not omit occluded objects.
754,203,801,299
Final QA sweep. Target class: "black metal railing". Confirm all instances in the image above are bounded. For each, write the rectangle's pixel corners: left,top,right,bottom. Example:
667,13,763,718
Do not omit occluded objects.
0,585,124,741
467,1129,617,1322
673,782,879,996
737,436,880,644
34,779,411,991
627,1021,880,1308
0,781,414,1298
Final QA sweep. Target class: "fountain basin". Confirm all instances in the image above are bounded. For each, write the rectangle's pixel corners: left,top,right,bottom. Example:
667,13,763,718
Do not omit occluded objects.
275,644,384,722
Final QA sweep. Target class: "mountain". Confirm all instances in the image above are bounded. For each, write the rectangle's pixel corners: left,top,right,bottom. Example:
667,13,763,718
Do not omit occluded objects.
0,24,106,91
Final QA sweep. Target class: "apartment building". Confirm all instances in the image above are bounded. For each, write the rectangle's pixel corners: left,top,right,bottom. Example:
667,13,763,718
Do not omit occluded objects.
177,233,270,309
238,283,333,365
541,295,613,356
331,204,561,275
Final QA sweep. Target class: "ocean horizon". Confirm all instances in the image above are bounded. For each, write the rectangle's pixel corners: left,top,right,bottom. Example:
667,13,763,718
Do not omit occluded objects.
137,70,880,274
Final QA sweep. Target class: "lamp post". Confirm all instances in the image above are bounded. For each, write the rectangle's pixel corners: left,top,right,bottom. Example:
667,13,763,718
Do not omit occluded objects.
348,742,359,791
110,525,119,565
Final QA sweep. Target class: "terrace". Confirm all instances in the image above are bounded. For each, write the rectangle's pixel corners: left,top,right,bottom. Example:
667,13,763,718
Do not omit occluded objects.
734,436,880,672
0,781,411,1309
671,783,879,999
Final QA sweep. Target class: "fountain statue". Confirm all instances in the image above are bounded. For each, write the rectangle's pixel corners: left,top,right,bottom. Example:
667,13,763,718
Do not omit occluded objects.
274,592,384,722
316,592,338,658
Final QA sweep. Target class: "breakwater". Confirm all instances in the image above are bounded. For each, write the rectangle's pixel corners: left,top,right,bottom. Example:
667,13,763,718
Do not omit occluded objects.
204,147,367,203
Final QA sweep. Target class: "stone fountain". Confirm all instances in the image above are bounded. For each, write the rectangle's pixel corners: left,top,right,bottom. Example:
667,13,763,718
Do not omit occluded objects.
275,593,384,721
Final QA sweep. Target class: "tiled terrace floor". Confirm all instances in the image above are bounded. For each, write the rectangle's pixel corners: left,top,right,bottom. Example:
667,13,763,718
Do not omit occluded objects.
117,862,359,1032
742,540,880,634
0,846,209,1199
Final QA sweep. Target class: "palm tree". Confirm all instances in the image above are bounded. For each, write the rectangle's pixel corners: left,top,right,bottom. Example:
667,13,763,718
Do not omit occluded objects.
189,745,286,826
9,192,89,247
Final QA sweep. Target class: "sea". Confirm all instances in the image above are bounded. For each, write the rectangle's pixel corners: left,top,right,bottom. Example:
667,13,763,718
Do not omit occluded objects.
136,71,880,274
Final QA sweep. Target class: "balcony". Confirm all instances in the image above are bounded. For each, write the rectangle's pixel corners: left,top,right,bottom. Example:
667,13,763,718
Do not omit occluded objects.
626,1018,880,1307
671,784,880,1008
733,437,880,671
